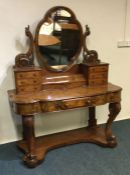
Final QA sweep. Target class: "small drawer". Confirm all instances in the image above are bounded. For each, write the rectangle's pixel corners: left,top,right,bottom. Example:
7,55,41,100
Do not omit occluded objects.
16,85,42,94
15,71,42,79
89,66,108,73
89,72,108,79
16,78,41,86
88,79,107,86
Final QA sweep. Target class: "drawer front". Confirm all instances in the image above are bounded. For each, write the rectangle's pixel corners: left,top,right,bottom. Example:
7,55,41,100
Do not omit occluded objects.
88,78,107,86
14,103,41,115
87,65,108,86
40,92,121,113
15,70,42,94
89,65,108,73
15,71,42,79
14,91,121,115
88,72,108,79
107,91,121,102
16,85,42,94
16,78,42,86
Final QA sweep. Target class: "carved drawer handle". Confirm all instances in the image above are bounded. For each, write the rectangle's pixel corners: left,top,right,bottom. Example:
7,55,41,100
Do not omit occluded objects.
86,98,92,106
55,101,68,110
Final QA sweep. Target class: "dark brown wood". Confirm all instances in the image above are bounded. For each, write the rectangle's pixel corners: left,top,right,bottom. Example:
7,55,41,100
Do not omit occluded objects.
83,25,100,64
7,6,122,168
88,107,97,128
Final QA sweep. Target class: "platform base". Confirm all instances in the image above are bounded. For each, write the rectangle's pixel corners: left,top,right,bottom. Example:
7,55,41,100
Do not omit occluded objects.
17,126,117,167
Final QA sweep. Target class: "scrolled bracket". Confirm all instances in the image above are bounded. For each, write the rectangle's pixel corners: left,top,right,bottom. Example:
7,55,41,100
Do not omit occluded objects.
15,25,34,68
55,100,68,110
83,25,100,64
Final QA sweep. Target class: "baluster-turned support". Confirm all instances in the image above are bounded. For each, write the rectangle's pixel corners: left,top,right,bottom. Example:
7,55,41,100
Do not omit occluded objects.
88,107,97,128
83,25,100,64
22,115,38,168
15,25,34,67
105,102,121,147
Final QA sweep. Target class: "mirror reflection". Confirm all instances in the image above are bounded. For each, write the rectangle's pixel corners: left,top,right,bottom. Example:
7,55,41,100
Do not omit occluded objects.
38,9,81,67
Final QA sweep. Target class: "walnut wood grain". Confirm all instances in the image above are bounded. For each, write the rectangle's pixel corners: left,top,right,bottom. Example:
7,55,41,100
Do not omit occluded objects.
81,63,109,86
14,68,43,94
8,83,121,115
9,63,122,168
8,6,122,168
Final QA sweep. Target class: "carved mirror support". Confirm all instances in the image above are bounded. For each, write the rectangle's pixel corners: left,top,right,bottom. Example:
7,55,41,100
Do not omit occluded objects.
14,6,100,70
15,26,34,67
83,25,100,64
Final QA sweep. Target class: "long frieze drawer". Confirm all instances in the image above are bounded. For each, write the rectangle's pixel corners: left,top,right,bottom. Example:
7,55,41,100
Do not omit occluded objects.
13,91,121,115
89,66,108,73
41,92,121,112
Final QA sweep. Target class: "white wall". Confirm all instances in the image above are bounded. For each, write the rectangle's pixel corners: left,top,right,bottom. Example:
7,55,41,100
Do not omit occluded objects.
0,0,130,144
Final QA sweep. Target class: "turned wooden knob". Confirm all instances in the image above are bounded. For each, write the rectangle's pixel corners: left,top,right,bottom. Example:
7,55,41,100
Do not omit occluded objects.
86,99,92,106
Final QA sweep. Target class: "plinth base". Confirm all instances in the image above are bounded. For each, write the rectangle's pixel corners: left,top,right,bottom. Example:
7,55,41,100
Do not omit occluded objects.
17,126,117,167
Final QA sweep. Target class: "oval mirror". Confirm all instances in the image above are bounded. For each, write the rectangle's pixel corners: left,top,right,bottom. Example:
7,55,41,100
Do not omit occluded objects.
35,6,83,71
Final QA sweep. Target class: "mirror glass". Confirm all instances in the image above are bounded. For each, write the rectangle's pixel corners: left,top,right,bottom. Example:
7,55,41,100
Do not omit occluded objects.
36,7,82,70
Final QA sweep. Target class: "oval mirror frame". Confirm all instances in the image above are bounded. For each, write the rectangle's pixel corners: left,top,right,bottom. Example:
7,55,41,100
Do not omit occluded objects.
35,6,83,72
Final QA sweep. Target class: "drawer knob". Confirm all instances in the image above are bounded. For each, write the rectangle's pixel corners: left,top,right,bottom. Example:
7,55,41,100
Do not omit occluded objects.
55,101,68,110
86,99,92,105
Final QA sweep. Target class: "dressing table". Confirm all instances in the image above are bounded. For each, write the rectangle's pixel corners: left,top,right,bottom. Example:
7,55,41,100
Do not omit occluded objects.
8,6,122,168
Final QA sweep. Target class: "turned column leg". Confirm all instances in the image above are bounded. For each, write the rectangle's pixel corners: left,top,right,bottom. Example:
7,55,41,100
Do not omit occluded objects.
22,117,27,140
22,115,38,168
88,107,97,128
105,102,121,147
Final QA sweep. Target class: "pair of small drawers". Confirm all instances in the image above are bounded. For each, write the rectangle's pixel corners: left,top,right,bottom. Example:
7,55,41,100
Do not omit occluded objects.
87,64,109,86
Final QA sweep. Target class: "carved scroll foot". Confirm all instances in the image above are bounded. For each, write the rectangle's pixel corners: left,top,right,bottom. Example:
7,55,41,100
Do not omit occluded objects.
23,154,38,168
105,102,121,147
